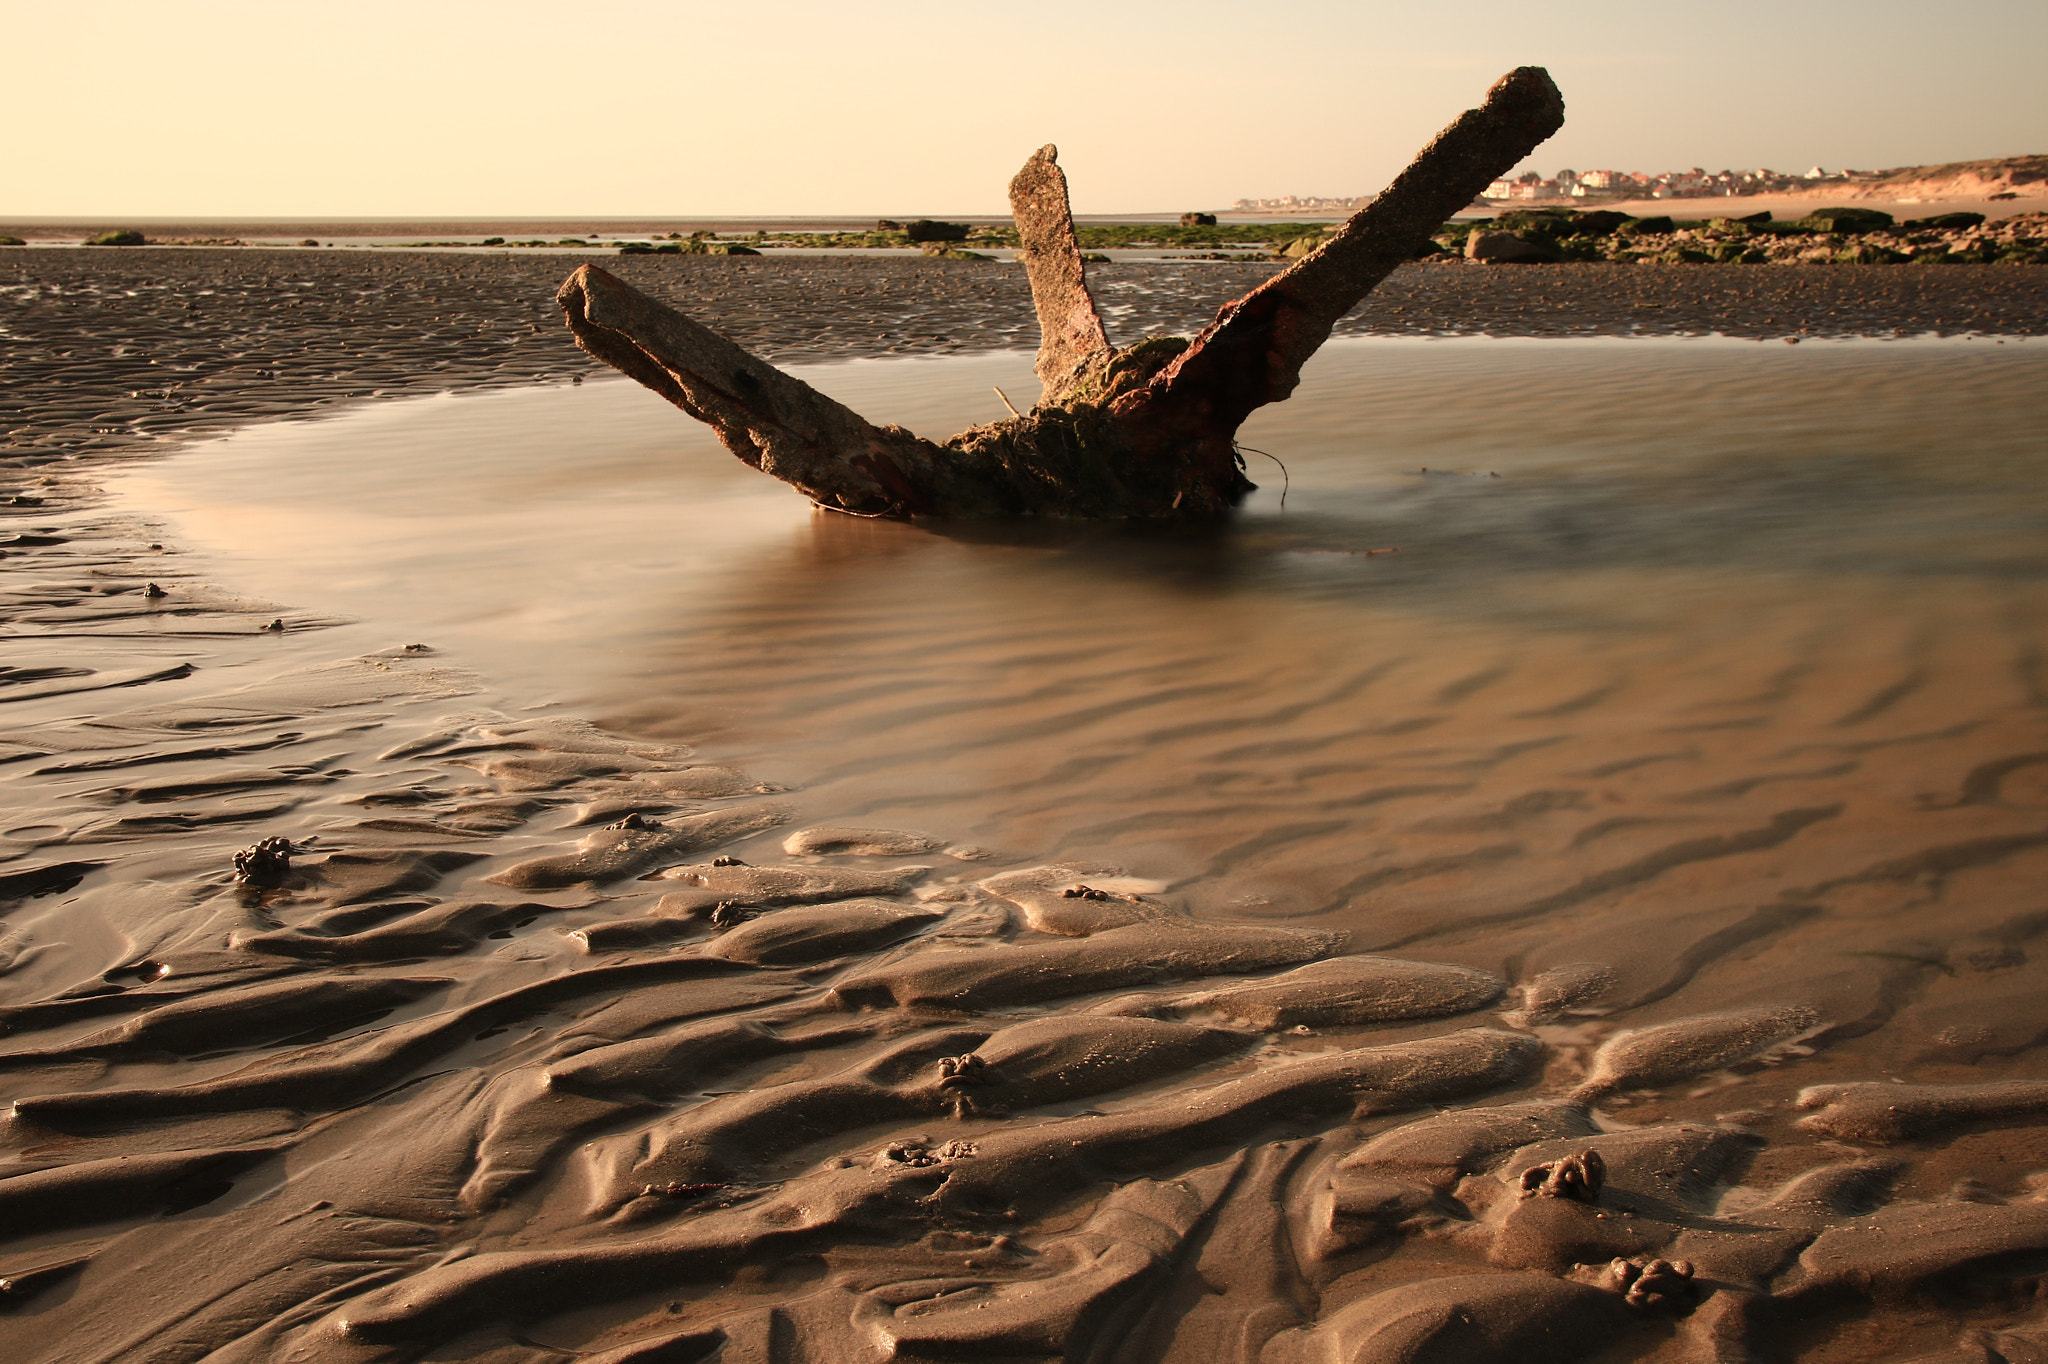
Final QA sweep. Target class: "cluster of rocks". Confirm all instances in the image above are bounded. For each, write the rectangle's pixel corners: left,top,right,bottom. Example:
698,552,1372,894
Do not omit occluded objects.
1442,207,2048,266
619,233,761,257
873,218,971,243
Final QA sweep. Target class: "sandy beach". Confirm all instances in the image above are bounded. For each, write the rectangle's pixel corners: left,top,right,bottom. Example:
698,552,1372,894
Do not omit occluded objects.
7,248,2046,467
4,243,2048,1363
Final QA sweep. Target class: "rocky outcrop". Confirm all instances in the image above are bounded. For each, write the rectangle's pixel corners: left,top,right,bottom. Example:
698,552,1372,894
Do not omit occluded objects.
1432,207,2047,267
1466,230,1562,263
1796,207,1895,233
902,219,970,243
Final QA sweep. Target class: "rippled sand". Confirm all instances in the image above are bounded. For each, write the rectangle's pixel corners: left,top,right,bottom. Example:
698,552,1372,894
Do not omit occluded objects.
3,337,2048,1361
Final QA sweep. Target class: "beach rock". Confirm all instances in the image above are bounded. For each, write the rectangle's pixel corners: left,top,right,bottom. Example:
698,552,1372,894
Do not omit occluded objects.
1569,210,1629,235
1906,212,1986,231
0,236,26,247
1797,206,1894,234
903,219,970,243
1180,212,1218,226
1496,209,1572,236
82,230,145,246
1466,231,1560,263
1620,215,1674,235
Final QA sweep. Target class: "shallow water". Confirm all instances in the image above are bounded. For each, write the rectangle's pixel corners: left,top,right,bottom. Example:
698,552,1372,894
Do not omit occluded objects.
119,336,2048,932
13,334,2048,1361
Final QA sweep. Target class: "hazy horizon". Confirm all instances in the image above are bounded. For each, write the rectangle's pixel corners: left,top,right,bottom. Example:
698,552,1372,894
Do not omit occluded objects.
9,0,2045,218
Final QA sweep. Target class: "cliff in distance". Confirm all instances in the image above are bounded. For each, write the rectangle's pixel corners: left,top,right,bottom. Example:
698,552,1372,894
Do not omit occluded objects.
1821,153,2047,201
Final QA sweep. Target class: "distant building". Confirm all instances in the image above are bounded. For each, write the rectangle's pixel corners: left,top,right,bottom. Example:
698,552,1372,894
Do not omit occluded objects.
1466,160,1837,205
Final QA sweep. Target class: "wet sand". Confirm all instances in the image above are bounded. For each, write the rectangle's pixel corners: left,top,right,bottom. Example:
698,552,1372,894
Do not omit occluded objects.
6,248,2046,467
2,251,2048,1363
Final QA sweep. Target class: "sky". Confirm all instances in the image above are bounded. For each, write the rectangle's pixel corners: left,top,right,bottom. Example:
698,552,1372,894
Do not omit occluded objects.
7,0,2045,218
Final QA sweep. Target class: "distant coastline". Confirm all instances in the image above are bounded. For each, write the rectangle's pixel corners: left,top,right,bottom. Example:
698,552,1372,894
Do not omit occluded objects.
6,159,2044,248
1229,154,2048,218
1471,153,2048,209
